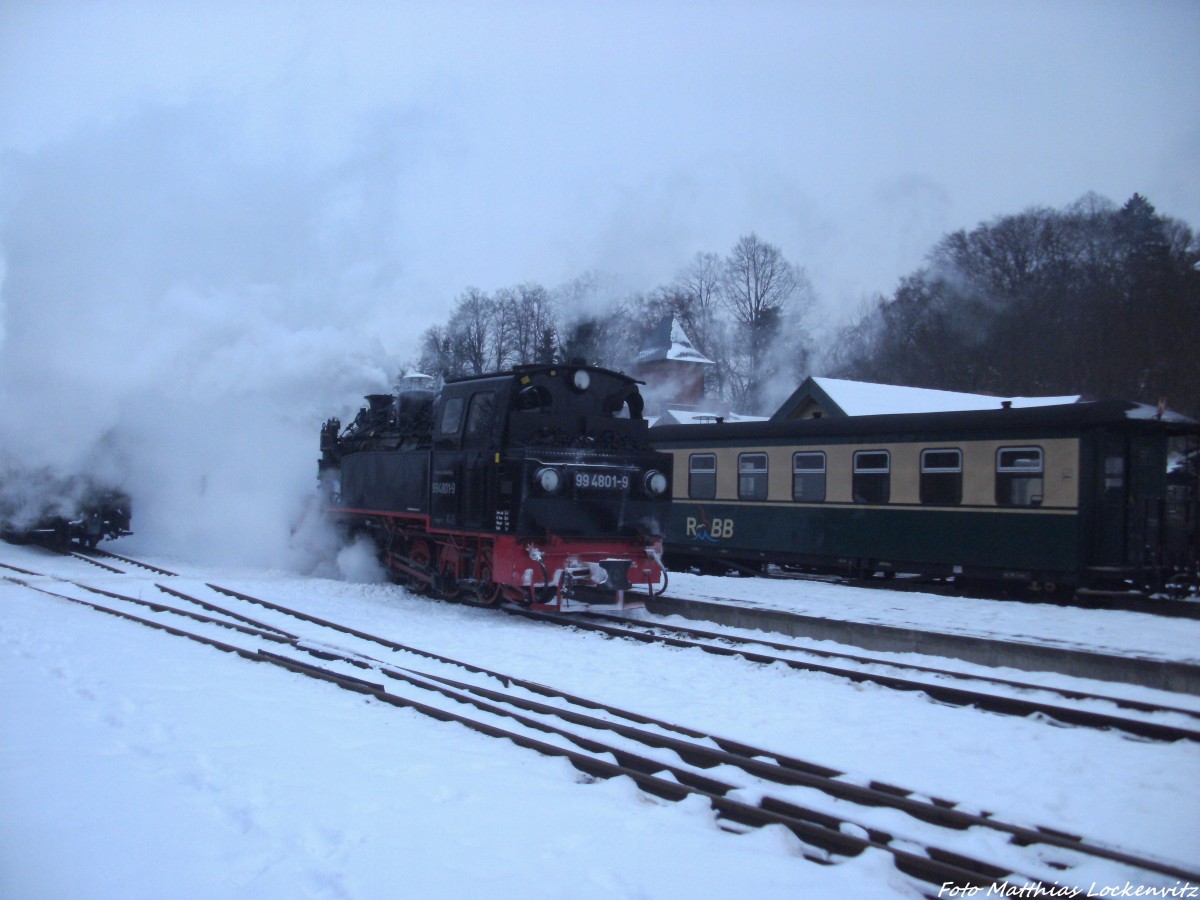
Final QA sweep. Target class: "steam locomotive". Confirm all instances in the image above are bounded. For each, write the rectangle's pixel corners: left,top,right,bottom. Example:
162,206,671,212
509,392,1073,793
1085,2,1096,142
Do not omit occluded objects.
319,364,671,610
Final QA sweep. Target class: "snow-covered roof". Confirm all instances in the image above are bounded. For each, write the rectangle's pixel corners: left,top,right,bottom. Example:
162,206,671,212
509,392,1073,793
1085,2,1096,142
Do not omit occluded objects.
650,409,769,427
1124,402,1196,424
774,376,1083,420
636,316,715,366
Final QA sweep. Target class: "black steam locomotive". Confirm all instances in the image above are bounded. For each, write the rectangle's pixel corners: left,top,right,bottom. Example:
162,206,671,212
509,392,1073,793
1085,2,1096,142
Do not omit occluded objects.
320,364,671,610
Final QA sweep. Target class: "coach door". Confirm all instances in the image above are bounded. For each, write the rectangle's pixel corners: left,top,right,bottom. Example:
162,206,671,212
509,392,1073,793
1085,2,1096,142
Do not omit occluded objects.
1126,435,1167,568
1098,433,1168,569
1097,435,1128,565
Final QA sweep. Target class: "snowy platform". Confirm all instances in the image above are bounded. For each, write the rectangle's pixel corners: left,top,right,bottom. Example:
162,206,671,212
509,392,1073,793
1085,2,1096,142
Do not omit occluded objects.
659,571,1200,667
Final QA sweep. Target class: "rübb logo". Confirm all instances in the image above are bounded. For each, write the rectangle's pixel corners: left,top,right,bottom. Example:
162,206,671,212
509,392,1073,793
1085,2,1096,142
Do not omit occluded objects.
686,515,734,541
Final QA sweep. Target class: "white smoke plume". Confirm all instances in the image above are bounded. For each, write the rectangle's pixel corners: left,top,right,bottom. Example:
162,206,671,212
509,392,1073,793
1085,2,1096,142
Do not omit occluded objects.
0,100,418,567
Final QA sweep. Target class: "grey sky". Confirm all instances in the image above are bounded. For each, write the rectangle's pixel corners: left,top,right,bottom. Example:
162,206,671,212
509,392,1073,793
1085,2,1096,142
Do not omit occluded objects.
2,0,1198,349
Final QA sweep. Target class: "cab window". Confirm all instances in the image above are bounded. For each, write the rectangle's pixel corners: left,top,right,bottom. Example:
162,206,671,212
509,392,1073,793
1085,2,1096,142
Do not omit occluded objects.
438,397,465,435
464,391,496,440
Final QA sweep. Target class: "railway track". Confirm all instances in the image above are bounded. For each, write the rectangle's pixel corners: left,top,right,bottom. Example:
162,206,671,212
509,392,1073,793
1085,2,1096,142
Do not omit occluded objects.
9,549,1198,741
4,563,1197,895
67,547,182,577
80,547,181,577
507,608,1200,744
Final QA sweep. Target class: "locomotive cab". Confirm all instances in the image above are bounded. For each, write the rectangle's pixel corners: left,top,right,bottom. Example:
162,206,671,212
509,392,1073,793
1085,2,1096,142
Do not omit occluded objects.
429,365,669,540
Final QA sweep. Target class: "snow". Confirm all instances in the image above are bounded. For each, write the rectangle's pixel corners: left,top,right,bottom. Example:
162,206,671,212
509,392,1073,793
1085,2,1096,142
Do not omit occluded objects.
663,571,1200,664
1124,402,1196,423
809,377,1083,417
652,409,769,427
3,541,1199,898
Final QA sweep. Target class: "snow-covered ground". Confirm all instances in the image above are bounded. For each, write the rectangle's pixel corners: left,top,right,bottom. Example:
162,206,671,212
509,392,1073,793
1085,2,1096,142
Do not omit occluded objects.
3,541,1198,899
662,570,1200,663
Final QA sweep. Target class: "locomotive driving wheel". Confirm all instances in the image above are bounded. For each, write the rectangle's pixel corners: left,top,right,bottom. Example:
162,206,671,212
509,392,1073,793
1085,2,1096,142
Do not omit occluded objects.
435,543,462,601
437,562,462,601
476,547,504,608
407,538,433,594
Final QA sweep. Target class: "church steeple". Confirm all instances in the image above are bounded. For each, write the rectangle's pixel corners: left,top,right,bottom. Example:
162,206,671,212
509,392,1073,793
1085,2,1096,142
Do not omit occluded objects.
632,316,713,410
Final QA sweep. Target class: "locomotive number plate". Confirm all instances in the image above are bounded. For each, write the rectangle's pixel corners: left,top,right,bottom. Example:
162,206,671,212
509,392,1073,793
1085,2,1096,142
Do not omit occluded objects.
574,470,631,492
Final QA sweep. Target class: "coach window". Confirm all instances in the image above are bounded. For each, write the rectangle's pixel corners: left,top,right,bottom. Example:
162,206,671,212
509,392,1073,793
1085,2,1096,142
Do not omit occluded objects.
738,453,769,501
996,447,1044,506
438,396,465,435
853,450,890,504
920,448,963,505
688,454,717,499
792,452,826,502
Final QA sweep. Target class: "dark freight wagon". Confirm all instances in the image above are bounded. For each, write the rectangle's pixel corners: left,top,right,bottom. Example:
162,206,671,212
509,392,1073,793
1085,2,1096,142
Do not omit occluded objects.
0,471,132,550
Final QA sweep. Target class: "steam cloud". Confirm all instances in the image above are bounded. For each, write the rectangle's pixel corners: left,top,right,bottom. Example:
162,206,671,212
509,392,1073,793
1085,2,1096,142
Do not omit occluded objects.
0,99,413,569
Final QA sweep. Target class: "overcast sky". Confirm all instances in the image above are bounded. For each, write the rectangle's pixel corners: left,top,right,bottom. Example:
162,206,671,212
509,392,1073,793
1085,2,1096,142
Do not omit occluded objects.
3,1,1198,342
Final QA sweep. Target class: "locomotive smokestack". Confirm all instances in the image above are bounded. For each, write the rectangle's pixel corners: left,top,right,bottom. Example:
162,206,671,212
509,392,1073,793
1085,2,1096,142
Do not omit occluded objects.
366,394,395,414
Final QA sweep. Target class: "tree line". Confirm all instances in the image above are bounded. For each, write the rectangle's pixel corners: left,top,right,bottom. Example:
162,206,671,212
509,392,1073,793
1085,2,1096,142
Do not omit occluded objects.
411,193,1200,417
830,193,1200,416
413,233,816,414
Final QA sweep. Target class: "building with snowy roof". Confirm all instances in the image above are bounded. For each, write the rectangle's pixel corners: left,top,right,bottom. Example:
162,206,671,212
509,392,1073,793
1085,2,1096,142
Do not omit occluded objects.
633,316,714,411
770,376,1084,422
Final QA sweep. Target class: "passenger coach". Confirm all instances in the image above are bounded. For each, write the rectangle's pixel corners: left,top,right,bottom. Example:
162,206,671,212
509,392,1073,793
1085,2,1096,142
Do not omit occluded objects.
652,400,1199,594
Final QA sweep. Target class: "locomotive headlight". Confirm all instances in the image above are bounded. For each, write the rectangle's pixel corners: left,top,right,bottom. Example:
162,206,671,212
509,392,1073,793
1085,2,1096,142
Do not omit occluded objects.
643,469,669,496
535,466,563,493
572,369,590,392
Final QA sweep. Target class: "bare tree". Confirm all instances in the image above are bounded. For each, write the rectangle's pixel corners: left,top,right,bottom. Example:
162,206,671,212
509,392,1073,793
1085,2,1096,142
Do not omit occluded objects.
721,233,814,413
447,287,492,375
676,251,723,360
418,324,455,378
501,282,558,366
